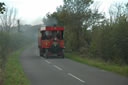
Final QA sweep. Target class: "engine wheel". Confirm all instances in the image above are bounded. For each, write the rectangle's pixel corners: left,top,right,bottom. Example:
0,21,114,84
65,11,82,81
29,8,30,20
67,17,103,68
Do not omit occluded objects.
39,48,43,57
44,49,49,58
62,49,64,58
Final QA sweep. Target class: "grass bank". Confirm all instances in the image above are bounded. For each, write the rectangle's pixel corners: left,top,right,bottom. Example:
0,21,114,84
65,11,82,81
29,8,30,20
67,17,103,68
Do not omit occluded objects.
3,49,29,85
65,53,128,77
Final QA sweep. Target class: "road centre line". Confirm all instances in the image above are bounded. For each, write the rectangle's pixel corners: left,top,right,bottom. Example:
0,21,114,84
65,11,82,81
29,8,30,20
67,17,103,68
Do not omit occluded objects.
53,65,63,71
44,59,85,83
68,73,85,83
44,60,51,64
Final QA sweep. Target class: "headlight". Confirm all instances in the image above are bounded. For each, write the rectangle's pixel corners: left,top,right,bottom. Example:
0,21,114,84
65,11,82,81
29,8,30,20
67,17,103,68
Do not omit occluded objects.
46,42,48,46
53,42,58,47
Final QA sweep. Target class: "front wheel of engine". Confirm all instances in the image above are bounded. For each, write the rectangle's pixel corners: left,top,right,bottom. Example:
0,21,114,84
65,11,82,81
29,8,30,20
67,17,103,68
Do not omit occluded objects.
44,49,49,58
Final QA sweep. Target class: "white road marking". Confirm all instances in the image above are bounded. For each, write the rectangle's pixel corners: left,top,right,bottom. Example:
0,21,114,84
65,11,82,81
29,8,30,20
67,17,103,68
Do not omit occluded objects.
45,60,51,64
53,65,63,71
41,57,45,60
68,73,85,83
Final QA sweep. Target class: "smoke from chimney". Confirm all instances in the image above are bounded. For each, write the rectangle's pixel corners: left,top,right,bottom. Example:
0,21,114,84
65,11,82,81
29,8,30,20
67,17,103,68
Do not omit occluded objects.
42,17,58,26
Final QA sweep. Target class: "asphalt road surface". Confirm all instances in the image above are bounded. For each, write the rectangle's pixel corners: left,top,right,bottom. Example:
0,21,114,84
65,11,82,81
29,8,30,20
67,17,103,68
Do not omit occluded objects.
19,45,128,85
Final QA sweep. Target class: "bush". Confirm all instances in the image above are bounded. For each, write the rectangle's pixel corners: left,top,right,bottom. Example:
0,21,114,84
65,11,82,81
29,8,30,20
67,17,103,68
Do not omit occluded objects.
0,32,31,69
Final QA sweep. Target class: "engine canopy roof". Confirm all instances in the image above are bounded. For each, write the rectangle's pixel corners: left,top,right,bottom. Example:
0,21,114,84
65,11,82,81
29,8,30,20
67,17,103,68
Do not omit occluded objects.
40,26,64,31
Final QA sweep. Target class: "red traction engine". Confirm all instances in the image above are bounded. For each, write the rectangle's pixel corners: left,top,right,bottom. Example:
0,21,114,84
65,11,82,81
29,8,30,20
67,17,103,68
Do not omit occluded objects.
38,26,64,58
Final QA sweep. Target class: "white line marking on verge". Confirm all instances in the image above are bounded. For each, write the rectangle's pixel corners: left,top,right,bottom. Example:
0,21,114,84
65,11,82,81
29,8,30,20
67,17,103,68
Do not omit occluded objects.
44,60,51,64
68,73,85,83
53,65,63,71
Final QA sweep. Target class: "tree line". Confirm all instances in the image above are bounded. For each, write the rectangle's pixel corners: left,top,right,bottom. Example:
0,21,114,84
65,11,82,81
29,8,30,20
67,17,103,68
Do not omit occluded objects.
43,0,128,64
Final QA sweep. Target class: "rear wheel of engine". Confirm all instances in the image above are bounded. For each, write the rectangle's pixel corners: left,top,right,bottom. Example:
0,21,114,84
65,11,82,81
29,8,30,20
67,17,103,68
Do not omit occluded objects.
62,49,64,58
39,48,43,57
39,49,41,56
61,54,64,58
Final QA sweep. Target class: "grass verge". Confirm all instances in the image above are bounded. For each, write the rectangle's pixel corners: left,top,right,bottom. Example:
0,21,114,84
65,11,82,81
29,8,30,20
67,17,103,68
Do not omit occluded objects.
3,49,29,85
65,53,128,77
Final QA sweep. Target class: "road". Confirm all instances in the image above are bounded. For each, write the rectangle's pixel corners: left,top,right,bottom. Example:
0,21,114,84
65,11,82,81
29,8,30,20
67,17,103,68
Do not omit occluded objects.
19,45,128,85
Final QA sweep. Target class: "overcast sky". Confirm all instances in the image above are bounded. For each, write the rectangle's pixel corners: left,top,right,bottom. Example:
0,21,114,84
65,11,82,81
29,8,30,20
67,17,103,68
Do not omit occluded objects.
1,0,128,25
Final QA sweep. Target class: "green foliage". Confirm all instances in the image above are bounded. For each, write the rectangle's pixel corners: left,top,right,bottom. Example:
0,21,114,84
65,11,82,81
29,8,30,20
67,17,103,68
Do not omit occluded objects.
0,32,10,68
0,27,36,68
3,49,29,85
0,25,38,84
65,53,128,76
90,14,128,64
0,32,25,84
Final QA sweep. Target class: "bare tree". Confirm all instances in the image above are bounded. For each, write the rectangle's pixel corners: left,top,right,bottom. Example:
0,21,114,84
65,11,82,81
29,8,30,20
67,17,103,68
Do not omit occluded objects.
0,8,17,32
109,3,127,23
125,3,128,22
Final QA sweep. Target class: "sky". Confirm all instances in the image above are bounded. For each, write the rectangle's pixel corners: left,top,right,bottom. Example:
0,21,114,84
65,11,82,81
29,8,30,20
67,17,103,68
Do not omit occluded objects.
1,0,128,25
94,0,127,14
1,0,63,25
